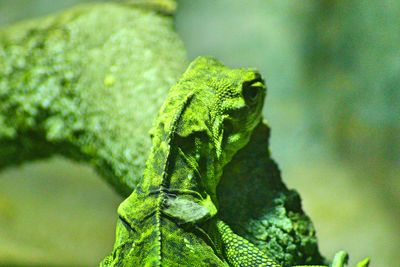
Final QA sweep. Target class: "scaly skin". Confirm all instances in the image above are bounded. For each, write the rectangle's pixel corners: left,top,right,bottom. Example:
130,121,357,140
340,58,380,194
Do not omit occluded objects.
101,57,370,267
213,220,369,267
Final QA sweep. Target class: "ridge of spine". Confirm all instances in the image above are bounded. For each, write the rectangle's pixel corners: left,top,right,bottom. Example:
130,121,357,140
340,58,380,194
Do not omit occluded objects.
155,93,194,266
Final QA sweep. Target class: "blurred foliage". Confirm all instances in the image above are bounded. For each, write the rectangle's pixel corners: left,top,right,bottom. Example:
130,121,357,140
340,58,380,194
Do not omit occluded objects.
0,158,121,266
0,0,399,266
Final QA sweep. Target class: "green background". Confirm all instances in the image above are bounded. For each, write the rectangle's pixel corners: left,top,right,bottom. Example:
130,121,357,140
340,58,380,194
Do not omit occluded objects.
0,0,399,266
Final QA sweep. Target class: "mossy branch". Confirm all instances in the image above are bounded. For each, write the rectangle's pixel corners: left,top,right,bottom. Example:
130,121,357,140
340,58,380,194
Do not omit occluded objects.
0,2,187,196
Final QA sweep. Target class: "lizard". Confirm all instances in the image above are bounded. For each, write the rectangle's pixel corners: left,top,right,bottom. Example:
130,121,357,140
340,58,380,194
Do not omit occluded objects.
100,56,370,267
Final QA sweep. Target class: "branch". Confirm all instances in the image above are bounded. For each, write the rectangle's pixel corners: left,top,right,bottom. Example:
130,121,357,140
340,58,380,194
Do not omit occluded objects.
0,1,187,196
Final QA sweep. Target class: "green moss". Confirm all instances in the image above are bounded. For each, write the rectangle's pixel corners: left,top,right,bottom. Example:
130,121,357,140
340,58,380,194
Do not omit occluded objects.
0,2,187,196
218,123,324,266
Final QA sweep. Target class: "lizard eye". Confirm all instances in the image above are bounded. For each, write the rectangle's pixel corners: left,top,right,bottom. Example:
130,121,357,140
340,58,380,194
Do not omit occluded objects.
242,79,264,105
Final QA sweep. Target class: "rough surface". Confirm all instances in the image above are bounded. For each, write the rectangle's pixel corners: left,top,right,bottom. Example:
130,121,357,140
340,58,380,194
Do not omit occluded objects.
219,123,324,266
0,2,187,196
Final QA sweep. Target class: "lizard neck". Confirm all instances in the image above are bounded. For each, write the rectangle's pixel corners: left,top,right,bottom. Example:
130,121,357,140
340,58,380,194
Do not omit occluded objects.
125,87,220,228
139,92,205,195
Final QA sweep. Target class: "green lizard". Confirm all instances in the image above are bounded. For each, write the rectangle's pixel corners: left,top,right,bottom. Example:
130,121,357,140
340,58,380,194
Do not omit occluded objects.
101,57,370,267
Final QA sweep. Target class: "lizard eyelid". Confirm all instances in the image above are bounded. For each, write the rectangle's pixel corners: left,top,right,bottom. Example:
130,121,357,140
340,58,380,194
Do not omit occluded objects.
242,84,261,104
242,76,264,104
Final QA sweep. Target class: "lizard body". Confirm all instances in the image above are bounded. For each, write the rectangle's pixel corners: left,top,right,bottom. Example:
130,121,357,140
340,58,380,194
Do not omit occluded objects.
102,56,265,266
101,57,370,267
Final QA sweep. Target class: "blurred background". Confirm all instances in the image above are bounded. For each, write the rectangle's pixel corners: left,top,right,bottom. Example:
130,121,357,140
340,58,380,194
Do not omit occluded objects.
0,0,399,266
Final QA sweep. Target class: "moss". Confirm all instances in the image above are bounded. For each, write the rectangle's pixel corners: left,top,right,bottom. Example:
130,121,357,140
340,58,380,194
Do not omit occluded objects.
218,123,324,266
0,2,187,196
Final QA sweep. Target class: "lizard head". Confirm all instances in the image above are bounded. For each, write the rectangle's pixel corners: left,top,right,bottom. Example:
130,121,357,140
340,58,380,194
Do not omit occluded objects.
186,56,265,167
178,56,266,202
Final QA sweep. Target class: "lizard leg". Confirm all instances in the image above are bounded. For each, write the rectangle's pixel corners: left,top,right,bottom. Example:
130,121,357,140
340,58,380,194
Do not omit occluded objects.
295,251,369,267
213,219,326,267
330,251,369,267
355,258,370,267
331,251,349,267
213,219,281,267
212,219,368,267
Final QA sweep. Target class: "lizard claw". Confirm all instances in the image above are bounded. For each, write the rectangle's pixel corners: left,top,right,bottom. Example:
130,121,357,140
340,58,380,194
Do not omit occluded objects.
355,257,370,267
331,250,349,267
330,251,369,267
